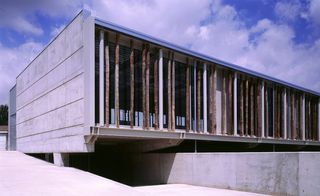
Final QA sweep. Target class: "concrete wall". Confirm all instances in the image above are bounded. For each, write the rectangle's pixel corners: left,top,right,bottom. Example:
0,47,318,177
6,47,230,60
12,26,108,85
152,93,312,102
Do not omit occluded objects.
130,152,320,196
15,12,93,153
0,134,7,150
9,86,16,150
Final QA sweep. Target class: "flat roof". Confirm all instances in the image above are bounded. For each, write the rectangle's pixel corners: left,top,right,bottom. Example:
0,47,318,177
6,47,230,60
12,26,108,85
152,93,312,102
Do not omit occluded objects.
95,17,320,97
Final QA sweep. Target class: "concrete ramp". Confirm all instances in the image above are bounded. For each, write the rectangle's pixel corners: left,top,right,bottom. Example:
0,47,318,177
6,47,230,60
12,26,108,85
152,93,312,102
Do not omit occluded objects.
0,151,142,196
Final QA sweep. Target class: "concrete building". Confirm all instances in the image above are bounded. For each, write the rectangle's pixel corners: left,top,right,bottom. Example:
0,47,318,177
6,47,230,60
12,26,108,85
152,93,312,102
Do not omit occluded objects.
9,10,320,156
0,126,8,150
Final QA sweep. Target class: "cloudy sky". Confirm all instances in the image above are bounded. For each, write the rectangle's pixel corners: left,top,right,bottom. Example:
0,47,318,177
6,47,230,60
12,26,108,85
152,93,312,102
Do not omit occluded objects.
0,0,320,104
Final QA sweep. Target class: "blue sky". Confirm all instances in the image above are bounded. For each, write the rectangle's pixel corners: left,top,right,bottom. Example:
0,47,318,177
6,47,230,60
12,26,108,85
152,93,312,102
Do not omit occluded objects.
0,0,320,104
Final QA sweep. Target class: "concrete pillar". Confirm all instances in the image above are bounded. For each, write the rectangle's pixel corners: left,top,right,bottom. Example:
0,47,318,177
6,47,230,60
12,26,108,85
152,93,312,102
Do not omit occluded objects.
99,30,105,126
261,81,265,138
159,49,163,130
193,61,197,132
53,153,69,167
302,94,306,140
283,89,287,139
203,63,208,133
233,72,238,136
318,98,320,141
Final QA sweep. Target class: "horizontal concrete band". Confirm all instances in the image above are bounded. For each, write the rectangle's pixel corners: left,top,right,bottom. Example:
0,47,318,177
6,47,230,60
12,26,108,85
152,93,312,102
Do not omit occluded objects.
89,126,320,146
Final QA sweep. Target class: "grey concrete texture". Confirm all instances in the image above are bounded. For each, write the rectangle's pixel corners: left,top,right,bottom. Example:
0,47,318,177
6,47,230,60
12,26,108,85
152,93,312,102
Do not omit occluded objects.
129,152,320,196
0,151,268,196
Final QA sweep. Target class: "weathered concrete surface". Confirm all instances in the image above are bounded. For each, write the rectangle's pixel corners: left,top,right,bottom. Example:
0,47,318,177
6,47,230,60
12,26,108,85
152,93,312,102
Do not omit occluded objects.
0,151,270,196
129,152,320,196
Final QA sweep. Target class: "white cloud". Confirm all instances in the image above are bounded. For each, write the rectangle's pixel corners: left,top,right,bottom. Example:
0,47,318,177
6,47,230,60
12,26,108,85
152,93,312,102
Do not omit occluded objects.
309,0,320,24
274,0,302,22
89,0,320,93
0,41,43,104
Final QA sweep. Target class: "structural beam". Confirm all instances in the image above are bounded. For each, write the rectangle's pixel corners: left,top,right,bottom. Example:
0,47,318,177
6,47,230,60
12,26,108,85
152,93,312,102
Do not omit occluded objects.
239,76,243,136
283,89,287,139
233,72,237,136
250,79,254,137
318,98,320,141
167,51,172,131
99,30,105,126
197,62,201,132
105,32,110,127
154,49,159,130
171,52,175,131
145,45,150,129
221,71,226,135
265,83,269,137
257,80,262,137
193,60,197,132
245,79,249,136
115,34,120,127
142,44,146,129
291,90,295,140
203,63,208,133
159,49,164,130
261,81,265,138
129,40,134,128
228,72,233,135
186,58,191,132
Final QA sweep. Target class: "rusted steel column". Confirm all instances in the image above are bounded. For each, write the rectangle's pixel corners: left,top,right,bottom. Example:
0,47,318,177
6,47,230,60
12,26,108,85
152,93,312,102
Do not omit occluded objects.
105,32,110,127
129,40,135,128
115,34,120,128
291,90,295,139
250,79,254,136
265,84,268,137
186,58,191,132
245,78,249,136
221,71,226,134
171,53,175,131
167,51,172,131
257,80,262,137
154,49,159,130
228,72,233,135
213,66,217,134
239,76,244,136
197,64,201,132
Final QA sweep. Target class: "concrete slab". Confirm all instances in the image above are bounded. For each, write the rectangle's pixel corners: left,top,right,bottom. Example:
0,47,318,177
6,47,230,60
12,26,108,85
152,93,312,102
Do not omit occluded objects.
0,151,271,196
135,184,269,196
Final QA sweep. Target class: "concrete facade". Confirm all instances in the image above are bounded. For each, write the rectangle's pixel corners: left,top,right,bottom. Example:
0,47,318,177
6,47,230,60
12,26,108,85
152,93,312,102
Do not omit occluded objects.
14,12,94,153
129,152,320,196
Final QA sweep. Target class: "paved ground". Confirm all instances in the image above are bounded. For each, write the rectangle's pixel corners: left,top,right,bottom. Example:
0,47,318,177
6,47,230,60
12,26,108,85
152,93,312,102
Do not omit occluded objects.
0,151,269,196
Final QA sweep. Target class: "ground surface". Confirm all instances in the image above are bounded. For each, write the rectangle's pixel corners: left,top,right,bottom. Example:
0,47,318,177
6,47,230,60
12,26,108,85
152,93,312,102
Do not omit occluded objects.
0,151,269,196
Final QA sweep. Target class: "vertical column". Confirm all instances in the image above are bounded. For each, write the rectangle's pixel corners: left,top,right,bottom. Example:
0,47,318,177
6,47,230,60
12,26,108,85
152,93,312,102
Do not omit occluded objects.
159,49,164,130
115,34,120,127
265,84,269,137
239,76,244,136
245,79,249,136
261,81,265,138
291,90,295,140
193,60,197,132
302,93,305,140
209,66,213,133
167,51,172,131
274,86,278,138
203,63,208,133
145,45,150,129
283,89,287,139
99,30,105,126
105,32,110,127
197,63,201,132
318,98,320,141
186,58,191,132
221,71,226,134
257,81,262,137
277,87,281,138
142,44,146,129
228,73,233,135
171,53,175,131
299,94,303,139
154,49,159,130
213,66,217,134
233,72,237,136
250,79,254,136
129,40,134,128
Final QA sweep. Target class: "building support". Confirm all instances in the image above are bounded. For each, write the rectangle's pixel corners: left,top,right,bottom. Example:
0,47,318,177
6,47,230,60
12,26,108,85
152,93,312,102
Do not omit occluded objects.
53,153,69,167
283,89,287,139
159,49,164,130
203,63,208,133
245,79,249,136
130,40,134,128
233,72,237,136
221,71,226,135
239,76,244,136
186,58,191,132
250,79,254,136
318,98,320,141
299,94,303,139
99,30,105,126
105,32,110,127
228,73,233,135
154,49,159,130
115,34,120,127
197,63,201,132
257,81,262,137
261,81,265,138
193,60,197,132
265,84,269,137
291,90,295,140
167,51,172,131
145,45,150,129
302,93,305,140
171,53,175,131
142,44,146,129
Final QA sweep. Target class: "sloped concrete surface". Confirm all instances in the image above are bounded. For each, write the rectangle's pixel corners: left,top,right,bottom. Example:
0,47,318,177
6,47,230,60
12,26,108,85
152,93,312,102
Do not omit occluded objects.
0,151,269,196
